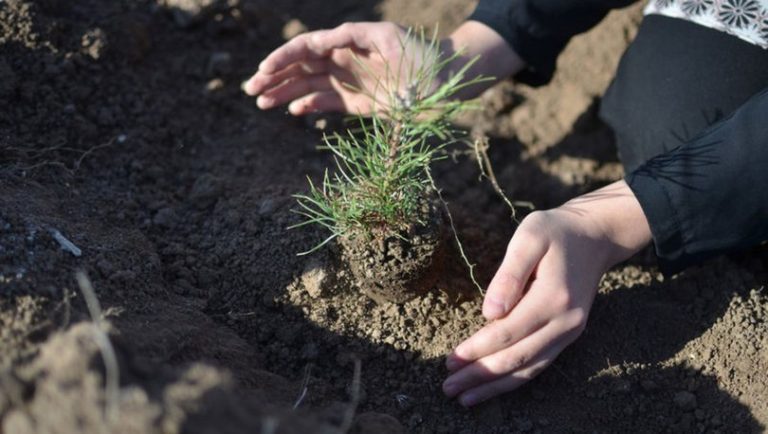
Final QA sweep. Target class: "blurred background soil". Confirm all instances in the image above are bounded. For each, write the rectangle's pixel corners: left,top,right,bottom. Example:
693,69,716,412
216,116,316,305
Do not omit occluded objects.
1,0,766,433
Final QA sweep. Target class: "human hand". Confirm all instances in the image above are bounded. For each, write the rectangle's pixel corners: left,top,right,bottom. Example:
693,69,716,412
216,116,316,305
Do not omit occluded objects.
243,21,525,115
243,22,424,115
442,181,652,407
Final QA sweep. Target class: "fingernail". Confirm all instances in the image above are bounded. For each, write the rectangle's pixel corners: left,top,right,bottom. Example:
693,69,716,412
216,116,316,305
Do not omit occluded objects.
288,101,302,114
257,96,274,109
460,393,478,407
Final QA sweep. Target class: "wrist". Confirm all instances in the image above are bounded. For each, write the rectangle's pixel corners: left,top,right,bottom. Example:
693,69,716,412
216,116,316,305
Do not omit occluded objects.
560,180,653,268
438,21,525,100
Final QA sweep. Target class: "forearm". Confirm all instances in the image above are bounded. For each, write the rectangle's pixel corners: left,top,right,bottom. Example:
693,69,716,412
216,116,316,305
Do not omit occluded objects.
439,21,526,100
627,87,768,274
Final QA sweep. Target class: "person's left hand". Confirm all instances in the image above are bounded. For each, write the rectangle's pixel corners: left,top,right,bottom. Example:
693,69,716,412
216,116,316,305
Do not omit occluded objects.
442,180,652,407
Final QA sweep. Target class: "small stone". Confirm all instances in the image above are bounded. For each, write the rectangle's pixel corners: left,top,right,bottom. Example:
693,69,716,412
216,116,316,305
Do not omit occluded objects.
514,417,534,432
96,107,115,126
613,379,631,394
153,207,177,228
81,28,108,60
301,342,319,360
673,391,697,411
710,415,722,426
282,18,307,40
408,413,423,427
300,260,328,298
205,78,224,92
96,259,114,277
257,198,277,215
207,51,232,76
0,58,18,97
188,174,222,209
350,412,405,434
162,0,219,28
641,379,659,392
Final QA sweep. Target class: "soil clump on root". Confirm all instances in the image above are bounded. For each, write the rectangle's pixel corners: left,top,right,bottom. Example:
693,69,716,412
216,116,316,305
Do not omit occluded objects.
340,198,448,304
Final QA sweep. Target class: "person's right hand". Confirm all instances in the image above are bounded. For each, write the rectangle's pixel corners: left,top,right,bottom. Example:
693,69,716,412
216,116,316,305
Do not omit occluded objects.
244,22,420,116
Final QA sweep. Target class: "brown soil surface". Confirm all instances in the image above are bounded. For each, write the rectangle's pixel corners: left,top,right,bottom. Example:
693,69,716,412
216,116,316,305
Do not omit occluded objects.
1,1,766,433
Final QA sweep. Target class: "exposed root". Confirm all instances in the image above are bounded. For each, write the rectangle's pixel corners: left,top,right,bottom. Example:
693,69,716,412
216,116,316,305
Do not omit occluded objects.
338,358,362,433
75,271,121,426
427,168,484,295
470,133,533,223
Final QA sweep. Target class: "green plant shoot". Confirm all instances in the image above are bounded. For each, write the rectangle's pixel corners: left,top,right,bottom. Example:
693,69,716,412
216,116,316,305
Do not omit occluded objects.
290,28,491,255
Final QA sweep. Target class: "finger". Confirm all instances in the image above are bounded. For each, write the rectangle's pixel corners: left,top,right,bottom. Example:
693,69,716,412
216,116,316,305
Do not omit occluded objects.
288,91,346,115
483,230,548,320
445,289,550,372
259,23,373,74
456,344,561,407
442,322,563,399
259,74,334,109
245,59,331,97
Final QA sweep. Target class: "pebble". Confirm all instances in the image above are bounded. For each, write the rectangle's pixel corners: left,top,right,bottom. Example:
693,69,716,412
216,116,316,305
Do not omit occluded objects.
205,78,224,92
81,28,108,60
153,207,177,228
0,58,17,97
514,417,534,432
282,18,307,40
408,413,423,427
613,379,631,394
350,412,404,434
207,51,232,76
640,379,659,392
163,0,218,28
673,391,697,411
300,260,328,298
188,173,222,209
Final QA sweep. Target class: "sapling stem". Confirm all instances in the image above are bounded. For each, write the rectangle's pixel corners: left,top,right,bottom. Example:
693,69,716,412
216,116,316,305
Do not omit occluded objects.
291,27,508,297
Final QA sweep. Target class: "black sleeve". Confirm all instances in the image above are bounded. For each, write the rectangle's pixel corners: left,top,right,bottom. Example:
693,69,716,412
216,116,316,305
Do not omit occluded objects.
626,87,768,275
468,0,637,85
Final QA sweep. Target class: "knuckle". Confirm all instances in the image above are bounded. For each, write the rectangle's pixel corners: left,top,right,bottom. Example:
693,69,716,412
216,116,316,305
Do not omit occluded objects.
511,215,547,247
493,271,522,293
452,345,472,362
383,21,403,34
301,32,317,48
336,22,353,32
493,327,517,346
519,211,550,234
559,309,588,336
550,290,576,311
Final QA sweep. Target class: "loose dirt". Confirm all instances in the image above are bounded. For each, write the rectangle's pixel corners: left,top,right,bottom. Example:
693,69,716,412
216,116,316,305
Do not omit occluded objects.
1,0,766,433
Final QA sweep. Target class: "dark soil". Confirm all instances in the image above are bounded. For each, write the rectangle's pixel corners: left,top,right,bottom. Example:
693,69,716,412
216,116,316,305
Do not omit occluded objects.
339,198,448,304
1,0,767,433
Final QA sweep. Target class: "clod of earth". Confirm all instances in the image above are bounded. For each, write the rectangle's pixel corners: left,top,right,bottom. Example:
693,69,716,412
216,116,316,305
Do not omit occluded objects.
340,199,448,304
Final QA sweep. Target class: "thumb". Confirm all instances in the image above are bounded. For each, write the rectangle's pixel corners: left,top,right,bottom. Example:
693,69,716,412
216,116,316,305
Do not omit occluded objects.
483,230,547,320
